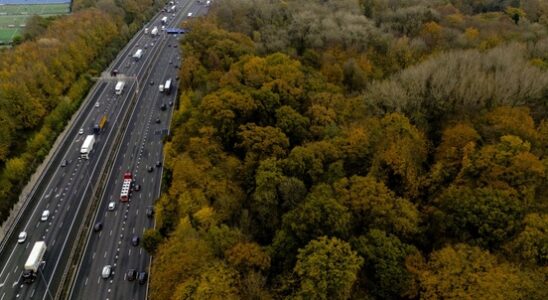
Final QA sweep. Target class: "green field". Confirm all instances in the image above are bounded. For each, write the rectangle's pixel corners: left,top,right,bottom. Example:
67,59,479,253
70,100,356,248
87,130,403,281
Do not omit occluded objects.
0,3,70,44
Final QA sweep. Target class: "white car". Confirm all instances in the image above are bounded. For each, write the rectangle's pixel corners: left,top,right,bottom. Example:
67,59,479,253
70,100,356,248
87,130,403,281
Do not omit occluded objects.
187,12,193,17
41,210,50,221
78,128,84,135
17,231,27,244
95,102,100,107
108,201,116,211
102,265,112,279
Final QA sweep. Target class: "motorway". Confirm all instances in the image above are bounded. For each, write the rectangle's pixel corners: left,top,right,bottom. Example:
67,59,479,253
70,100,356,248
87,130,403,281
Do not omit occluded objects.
68,2,208,300
0,1,208,300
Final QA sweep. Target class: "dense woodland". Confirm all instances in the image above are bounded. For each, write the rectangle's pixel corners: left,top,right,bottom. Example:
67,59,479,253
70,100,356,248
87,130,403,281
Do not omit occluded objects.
0,0,159,222
146,0,548,299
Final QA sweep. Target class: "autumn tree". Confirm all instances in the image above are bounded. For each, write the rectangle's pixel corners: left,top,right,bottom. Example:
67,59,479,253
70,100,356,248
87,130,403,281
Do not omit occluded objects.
334,176,420,238
413,244,545,300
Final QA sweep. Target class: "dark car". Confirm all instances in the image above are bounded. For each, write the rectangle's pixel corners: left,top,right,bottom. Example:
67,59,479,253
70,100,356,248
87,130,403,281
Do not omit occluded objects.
149,80,154,86
134,184,141,191
127,269,137,281
131,235,139,246
147,165,154,172
61,160,68,167
93,222,103,232
146,206,154,218
167,44,171,47
160,103,166,111
138,272,148,285
155,118,161,124
111,69,118,76
155,160,162,167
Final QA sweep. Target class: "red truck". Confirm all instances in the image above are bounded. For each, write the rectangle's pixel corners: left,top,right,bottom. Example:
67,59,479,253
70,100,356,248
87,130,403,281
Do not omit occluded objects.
120,172,133,202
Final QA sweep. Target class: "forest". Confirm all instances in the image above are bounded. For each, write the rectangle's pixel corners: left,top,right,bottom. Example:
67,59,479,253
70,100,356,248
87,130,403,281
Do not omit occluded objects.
146,0,548,299
0,0,160,222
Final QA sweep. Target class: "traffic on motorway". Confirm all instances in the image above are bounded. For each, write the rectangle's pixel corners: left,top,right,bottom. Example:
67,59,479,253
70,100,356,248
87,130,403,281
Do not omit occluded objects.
0,1,211,299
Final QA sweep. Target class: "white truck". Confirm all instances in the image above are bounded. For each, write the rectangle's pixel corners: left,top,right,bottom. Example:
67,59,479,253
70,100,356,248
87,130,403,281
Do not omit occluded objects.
161,16,168,24
80,135,95,159
133,48,143,61
164,78,172,94
151,26,159,36
115,80,125,95
22,241,47,283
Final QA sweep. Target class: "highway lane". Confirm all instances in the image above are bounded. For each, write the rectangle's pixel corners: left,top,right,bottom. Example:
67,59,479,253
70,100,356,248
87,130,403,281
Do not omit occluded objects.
0,4,173,300
68,1,204,299
0,77,137,300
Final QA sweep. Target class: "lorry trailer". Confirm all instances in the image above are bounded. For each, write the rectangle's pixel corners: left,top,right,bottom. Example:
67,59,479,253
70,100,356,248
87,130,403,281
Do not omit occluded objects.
22,241,46,283
115,80,125,95
80,135,95,159
133,49,143,61
93,115,107,134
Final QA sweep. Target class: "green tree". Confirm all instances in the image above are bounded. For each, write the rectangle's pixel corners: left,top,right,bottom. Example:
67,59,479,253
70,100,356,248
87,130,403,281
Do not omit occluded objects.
142,228,163,255
271,184,351,270
351,229,419,299
294,236,363,300
435,185,524,248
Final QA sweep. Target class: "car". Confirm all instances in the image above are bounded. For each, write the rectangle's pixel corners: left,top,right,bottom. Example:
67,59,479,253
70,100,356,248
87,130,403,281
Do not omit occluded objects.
78,128,84,135
18,231,27,244
149,80,154,86
111,69,118,76
41,210,50,221
174,64,179,68
61,159,68,167
131,235,140,246
134,184,141,191
187,12,193,17
160,103,166,111
169,101,173,107
155,118,161,124
156,160,162,167
150,42,154,47
147,165,154,172
102,265,112,279
169,60,173,64
167,44,171,48
127,269,137,281
138,272,148,285
95,102,100,107
108,201,116,211
146,206,154,218
94,221,103,232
